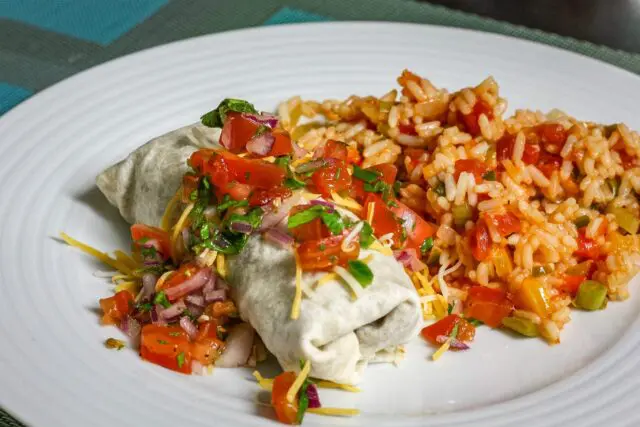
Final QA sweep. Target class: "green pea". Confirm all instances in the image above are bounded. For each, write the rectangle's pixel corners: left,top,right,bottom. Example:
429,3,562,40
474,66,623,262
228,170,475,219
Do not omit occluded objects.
502,317,538,337
573,215,590,229
452,203,473,227
575,280,608,310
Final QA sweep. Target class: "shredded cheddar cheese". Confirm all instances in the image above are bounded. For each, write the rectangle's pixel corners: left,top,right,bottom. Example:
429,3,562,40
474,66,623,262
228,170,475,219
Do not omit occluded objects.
170,203,194,263
360,254,374,264
59,232,132,274
316,272,338,287
216,253,227,278
252,371,273,391
292,154,313,167
366,201,375,224
369,241,393,256
114,250,138,270
330,191,363,214
155,270,174,291
307,408,360,417
286,360,311,403
115,281,140,294
432,338,452,361
161,189,182,231
290,251,303,320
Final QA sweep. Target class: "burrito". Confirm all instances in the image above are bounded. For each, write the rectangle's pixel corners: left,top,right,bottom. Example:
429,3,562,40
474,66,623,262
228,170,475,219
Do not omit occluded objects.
96,102,430,384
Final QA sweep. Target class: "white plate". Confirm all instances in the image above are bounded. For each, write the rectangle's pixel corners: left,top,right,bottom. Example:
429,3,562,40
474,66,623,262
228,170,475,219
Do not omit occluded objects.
1,22,640,427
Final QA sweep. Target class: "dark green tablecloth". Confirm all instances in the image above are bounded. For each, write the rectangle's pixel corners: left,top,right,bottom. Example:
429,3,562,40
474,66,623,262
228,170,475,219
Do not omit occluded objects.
2,0,640,425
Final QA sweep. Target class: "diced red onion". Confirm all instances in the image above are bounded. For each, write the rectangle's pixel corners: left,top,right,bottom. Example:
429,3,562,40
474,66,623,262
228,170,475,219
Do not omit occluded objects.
119,316,142,338
216,323,254,368
180,316,198,340
164,268,212,302
246,132,275,156
216,278,230,292
151,305,166,326
186,303,204,318
143,239,165,262
435,335,470,350
309,199,335,212
263,228,294,248
204,288,227,304
203,276,217,294
306,384,321,408
259,192,303,231
295,159,326,174
159,300,187,320
191,360,205,376
219,121,233,150
394,249,427,272
292,141,307,160
185,294,205,307
141,273,158,298
244,112,279,129
229,221,254,234
182,228,191,248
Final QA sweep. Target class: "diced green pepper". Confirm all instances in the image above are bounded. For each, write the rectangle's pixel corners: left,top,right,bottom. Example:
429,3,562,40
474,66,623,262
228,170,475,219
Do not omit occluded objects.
606,177,620,197
501,317,538,337
606,205,640,235
452,203,473,227
575,280,607,310
434,181,446,197
573,215,590,229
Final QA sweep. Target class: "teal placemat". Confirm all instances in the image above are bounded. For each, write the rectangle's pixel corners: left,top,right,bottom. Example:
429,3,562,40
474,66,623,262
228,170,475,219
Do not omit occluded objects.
1,0,639,425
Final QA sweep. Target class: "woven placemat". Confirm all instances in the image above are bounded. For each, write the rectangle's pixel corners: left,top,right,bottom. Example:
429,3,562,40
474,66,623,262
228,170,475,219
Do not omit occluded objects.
2,0,639,424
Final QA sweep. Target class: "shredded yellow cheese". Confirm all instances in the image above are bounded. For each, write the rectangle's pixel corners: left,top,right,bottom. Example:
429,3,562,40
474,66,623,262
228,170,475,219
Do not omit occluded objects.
315,381,361,393
333,266,363,299
111,274,134,284
252,371,273,391
432,338,452,361
301,190,320,201
114,250,138,270
290,251,303,320
292,154,313,167
262,156,276,163
170,203,194,262
115,281,140,294
315,272,338,287
216,253,227,278
161,189,182,231
307,408,360,417
286,360,311,403
366,201,375,224
330,191,363,214
59,232,131,274
155,270,174,291
369,241,393,256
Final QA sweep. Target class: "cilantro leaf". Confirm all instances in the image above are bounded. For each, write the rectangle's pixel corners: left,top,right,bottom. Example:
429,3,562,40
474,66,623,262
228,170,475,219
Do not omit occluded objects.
176,352,186,368
359,221,375,248
287,205,325,229
284,177,306,189
420,237,434,255
347,260,374,287
353,165,381,183
217,194,249,212
468,318,484,327
136,302,153,313
153,291,171,308
363,180,389,194
296,381,310,423
201,98,257,127
320,211,345,235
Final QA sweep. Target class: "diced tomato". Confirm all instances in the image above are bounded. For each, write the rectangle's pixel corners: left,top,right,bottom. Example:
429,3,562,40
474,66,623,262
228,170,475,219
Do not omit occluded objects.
485,211,521,237
537,123,567,153
537,151,562,178
464,286,513,328
219,112,261,153
371,163,398,185
522,142,541,164
217,182,253,201
363,193,404,246
99,290,134,325
192,320,224,365
249,186,292,207
297,234,359,271
322,140,348,161
404,148,427,169
390,201,437,251
496,133,541,165
398,122,417,136
140,325,192,374
310,158,351,198
558,275,585,295
460,100,493,137
349,179,367,203
288,205,330,242
182,174,199,203
158,262,201,291
191,149,286,190
346,145,362,165
562,178,580,196
131,224,172,260
575,230,600,260
420,314,476,345
271,372,299,424
469,220,491,261
454,159,487,182
269,129,293,157
618,150,637,169
397,69,422,98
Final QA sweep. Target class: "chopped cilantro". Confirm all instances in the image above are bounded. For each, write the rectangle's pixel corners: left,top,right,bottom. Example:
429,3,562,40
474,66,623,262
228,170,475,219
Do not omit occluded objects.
347,260,374,287
274,155,291,169
200,98,257,127
318,243,326,251
353,165,381,183
287,205,325,229
449,322,460,339
140,245,157,259
359,221,375,248
136,302,153,312
297,381,310,423
320,211,345,235
483,170,497,181
468,318,484,327
157,339,169,345
200,223,211,240
393,181,403,197
284,177,306,189
363,180,389,194
254,124,269,136
420,237,434,255
168,331,182,337
189,190,198,201
447,303,454,315
217,194,249,211
245,171,251,180
153,291,171,308
434,181,446,197
176,352,186,368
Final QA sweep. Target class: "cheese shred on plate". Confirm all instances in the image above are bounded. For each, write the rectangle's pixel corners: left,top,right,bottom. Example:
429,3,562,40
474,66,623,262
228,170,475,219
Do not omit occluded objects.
216,253,227,279
286,360,312,403
369,241,393,256
59,232,132,274
315,380,361,393
432,338,452,361
161,189,182,231
252,371,273,391
316,272,338,287
307,408,361,417
333,266,363,299
290,251,303,319
170,202,194,261
330,191,363,214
